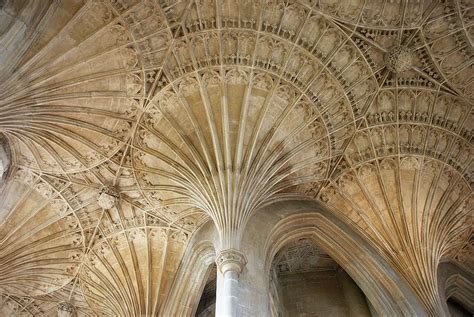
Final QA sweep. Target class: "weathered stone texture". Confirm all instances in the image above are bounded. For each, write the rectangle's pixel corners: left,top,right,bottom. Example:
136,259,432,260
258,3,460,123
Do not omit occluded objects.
0,0,472,316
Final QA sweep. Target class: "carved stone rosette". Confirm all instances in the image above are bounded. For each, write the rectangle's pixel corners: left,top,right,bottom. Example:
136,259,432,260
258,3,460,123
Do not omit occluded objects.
57,302,75,317
384,45,413,73
215,249,247,275
97,186,119,210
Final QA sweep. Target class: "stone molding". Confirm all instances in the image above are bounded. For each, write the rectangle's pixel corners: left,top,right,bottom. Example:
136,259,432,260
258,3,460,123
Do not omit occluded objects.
0,0,472,315
215,249,247,275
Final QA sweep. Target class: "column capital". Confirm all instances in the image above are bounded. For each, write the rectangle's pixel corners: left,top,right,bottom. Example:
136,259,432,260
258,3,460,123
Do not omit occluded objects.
216,249,247,275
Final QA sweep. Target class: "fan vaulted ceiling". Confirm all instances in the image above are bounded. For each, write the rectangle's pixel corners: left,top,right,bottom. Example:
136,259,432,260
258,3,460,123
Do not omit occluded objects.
0,0,472,316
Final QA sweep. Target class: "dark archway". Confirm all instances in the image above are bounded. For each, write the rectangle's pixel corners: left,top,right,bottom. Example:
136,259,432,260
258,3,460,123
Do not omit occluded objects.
195,264,217,316
447,298,472,317
269,237,373,316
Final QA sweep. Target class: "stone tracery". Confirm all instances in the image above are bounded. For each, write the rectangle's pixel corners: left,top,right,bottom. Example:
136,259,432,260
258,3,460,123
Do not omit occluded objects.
0,0,472,316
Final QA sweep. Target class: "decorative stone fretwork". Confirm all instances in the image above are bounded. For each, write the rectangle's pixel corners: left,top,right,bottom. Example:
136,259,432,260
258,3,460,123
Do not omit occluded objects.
320,156,472,315
97,186,119,210
422,0,474,100
384,46,413,73
216,249,247,275
137,66,338,249
58,302,75,317
79,226,188,316
273,238,337,275
316,0,426,28
0,170,83,297
0,0,472,315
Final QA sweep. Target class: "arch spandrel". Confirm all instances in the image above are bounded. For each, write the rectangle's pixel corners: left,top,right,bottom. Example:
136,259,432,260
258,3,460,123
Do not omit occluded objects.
237,200,430,316
131,5,377,248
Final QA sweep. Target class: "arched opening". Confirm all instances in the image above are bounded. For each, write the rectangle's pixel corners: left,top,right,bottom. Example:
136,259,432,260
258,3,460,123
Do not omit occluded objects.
260,206,428,316
442,270,474,317
268,237,373,316
195,264,217,316
447,298,472,317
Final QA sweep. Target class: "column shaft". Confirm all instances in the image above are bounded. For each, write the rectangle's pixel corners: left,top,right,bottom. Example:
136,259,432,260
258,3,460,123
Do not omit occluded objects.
215,249,247,317
216,270,240,316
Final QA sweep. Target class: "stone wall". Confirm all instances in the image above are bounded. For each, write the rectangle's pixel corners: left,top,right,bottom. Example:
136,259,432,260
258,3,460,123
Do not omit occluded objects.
277,270,372,317
279,271,347,316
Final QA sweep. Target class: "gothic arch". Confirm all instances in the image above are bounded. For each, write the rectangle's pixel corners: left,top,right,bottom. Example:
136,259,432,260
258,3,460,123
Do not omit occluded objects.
162,239,216,316
258,201,428,316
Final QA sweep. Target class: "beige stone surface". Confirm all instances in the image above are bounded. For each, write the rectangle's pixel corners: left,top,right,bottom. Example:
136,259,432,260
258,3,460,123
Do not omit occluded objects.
278,271,350,316
270,239,371,317
0,0,472,316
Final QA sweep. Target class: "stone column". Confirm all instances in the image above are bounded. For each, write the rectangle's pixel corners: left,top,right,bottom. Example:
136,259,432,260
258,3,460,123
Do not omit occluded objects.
57,302,75,317
215,249,247,317
337,270,371,317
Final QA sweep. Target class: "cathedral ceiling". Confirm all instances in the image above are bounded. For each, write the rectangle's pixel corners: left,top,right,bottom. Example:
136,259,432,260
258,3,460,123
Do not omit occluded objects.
0,0,472,315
